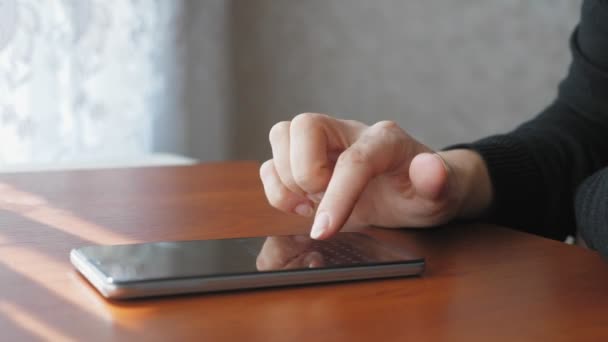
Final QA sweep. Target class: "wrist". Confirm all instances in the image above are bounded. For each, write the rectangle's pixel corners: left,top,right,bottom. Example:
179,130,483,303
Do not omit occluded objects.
436,149,493,219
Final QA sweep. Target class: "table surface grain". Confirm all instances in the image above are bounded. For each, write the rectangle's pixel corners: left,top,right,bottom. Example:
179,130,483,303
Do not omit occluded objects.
1,162,607,341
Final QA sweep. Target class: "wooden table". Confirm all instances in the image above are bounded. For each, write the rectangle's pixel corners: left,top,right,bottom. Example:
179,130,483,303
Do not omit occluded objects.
1,162,607,341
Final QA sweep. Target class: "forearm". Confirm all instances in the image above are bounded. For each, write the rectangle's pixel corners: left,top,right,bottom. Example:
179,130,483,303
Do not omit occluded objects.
444,0,608,240
461,99,608,240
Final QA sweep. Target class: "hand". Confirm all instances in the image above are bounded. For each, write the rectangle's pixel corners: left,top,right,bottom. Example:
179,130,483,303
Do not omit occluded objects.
259,113,492,239
256,235,325,271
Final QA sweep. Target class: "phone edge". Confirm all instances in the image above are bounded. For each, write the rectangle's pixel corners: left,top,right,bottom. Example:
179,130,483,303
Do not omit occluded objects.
76,258,425,300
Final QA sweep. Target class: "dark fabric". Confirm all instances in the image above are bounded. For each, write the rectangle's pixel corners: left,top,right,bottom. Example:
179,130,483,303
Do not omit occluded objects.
450,0,608,254
576,167,608,258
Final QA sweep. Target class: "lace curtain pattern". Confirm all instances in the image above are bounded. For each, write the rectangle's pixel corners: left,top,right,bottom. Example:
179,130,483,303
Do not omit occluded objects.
0,0,179,164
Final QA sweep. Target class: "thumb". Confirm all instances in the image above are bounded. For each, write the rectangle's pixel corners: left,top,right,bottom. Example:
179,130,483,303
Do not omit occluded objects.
409,152,451,201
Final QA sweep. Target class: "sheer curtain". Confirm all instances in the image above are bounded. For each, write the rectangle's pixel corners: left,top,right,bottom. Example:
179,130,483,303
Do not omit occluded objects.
0,0,181,165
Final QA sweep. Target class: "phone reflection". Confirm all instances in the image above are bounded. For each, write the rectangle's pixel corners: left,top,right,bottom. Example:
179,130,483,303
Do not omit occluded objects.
257,235,325,271
255,233,408,271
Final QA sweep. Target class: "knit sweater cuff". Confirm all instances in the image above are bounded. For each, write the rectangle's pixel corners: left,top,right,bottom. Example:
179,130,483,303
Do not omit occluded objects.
575,167,608,255
445,135,545,234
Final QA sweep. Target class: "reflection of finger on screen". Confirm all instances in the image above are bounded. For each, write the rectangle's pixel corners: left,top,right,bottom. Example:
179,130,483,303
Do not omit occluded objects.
304,251,324,268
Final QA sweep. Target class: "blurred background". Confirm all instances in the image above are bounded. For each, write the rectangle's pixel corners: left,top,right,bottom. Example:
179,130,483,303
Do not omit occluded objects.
0,0,581,171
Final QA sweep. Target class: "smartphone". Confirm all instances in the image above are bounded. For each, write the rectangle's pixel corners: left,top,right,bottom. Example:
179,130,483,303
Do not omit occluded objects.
71,232,425,299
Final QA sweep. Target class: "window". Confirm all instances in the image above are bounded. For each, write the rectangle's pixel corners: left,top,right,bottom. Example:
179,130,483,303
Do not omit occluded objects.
0,0,180,165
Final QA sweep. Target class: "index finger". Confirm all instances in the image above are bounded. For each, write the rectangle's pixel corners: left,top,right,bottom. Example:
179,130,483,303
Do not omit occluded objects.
310,121,413,239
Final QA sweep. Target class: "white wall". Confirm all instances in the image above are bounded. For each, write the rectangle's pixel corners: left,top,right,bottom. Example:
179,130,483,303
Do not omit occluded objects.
148,0,582,162
0,0,584,165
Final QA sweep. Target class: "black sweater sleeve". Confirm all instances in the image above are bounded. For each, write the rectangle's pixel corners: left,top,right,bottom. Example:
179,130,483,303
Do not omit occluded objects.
452,0,608,241
576,168,608,256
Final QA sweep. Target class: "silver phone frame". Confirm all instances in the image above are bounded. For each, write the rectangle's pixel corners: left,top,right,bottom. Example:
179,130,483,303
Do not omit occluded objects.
71,246,425,300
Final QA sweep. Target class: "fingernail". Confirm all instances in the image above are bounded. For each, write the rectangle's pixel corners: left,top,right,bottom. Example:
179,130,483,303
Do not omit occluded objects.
433,152,451,173
304,253,316,268
310,212,330,239
307,192,325,203
294,203,313,217
304,252,322,268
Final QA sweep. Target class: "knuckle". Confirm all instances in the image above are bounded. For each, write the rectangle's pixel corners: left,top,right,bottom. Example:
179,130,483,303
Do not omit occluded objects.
366,120,408,148
279,173,300,193
375,120,399,130
337,148,371,167
265,185,289,210
293,167,327,192
269,121,290,144
291,113,325,128
259,160,292,210
259,160,274,181
370,120,402,136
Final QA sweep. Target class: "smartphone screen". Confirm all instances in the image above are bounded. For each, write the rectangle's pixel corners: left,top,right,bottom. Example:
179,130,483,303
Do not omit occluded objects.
71,232,424,299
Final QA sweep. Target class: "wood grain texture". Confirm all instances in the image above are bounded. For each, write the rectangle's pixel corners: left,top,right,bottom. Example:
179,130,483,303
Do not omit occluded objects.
1,162,607,341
